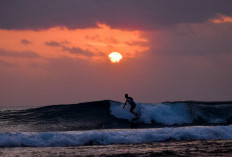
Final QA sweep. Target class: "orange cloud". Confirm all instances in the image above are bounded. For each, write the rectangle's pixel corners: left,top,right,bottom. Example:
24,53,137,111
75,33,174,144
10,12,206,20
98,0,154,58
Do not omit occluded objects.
211,14,232,24
0,23,149,66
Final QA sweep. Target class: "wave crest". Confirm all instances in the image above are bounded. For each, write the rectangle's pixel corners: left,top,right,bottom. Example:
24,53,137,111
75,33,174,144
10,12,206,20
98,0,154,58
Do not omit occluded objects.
1,125,232,147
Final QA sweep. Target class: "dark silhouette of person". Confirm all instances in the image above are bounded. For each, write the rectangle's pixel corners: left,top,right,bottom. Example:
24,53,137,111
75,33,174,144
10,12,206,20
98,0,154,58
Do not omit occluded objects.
123,94,138,117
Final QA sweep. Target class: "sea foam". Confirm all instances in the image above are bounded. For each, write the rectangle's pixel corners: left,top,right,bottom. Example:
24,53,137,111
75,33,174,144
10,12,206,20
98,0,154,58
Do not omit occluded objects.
0,125,232,147
110,101,232,125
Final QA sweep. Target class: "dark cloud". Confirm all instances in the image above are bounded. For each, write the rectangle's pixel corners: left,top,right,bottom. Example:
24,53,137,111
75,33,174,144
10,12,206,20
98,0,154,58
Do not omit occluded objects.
45,41,63,47
44,41,93,56
0,0,231,30
147,22,232,56
62,47,93,56
21,39,32,45
0,49,40,58
45,41,69,47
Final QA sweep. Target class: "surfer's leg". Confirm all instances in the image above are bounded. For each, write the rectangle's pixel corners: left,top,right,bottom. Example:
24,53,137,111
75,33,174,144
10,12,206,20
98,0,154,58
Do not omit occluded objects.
130,106,138,116
132,111,138,117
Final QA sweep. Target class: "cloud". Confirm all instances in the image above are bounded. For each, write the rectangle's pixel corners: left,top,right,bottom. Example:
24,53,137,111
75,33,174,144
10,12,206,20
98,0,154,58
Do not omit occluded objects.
45,41,69,47
0,0,232,30
44,41,93,56
62,46,94,56
125,40,148,47
0,59,18,67
45,41,61,47
147,21,232,56
0,24,148,64
21,39,32,45
0,49,40,58
211,14,232,24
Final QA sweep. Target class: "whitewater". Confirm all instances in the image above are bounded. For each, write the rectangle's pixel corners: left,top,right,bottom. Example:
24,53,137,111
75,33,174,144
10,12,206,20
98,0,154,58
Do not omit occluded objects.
1,125,232,147
110,101,232,125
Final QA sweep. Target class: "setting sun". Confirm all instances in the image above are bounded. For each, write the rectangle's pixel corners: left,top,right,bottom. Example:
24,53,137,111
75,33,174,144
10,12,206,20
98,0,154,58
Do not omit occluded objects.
108,52,123,63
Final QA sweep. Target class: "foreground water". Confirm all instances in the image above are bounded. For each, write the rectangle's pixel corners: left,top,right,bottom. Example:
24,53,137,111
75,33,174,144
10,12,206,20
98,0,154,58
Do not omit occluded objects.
1,140,232,157
1,100,232,156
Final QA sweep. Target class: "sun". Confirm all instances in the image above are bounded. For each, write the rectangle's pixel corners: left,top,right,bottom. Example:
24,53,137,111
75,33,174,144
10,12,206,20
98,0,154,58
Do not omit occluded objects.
108,52,122,63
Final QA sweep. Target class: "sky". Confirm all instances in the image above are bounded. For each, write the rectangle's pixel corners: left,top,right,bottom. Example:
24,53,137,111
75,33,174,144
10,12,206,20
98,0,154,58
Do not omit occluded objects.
0,0,232,106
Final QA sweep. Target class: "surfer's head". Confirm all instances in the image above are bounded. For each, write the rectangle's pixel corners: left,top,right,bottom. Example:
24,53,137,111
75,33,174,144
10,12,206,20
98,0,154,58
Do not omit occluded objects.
125,94,128,98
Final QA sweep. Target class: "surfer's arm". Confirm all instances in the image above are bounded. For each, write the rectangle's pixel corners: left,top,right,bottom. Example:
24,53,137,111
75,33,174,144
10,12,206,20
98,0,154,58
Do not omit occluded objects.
123,100,127,109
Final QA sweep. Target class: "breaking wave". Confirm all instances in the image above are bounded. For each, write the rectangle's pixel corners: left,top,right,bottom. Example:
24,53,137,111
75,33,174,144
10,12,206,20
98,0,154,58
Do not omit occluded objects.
110,101,232,125
1,125,232,147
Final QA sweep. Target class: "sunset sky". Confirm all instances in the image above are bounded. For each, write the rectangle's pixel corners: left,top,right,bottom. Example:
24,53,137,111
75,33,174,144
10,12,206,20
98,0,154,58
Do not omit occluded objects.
1,0,232,106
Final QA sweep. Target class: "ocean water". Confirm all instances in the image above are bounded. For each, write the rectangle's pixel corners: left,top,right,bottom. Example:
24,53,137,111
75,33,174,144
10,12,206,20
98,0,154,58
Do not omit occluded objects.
1,100,232,156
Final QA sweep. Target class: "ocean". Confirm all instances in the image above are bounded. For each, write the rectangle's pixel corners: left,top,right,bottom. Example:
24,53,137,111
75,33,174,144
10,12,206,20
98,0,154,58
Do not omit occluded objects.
1,100,232,156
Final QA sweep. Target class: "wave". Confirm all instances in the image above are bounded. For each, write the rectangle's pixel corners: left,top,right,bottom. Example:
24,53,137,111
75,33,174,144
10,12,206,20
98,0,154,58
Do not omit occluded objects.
110,101,232,125
1,125,232,147
0,100,114,132
1,100,232,132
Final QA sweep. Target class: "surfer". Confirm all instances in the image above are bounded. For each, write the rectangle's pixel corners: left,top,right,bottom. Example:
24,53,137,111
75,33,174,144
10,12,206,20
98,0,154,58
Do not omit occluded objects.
123,94,139,117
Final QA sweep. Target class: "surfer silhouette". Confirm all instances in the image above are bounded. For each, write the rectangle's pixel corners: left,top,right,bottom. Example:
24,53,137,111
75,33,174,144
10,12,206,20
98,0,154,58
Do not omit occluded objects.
123,94,139,117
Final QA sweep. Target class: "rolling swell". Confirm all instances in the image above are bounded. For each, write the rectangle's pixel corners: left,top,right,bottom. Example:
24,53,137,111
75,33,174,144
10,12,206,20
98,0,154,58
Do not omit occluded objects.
0,100,133,132
1,100,232,132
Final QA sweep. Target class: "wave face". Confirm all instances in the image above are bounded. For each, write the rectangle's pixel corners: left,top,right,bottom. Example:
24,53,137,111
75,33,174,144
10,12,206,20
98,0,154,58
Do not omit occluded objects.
1,125,232,147
1,100,232,132
0,100,116,132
